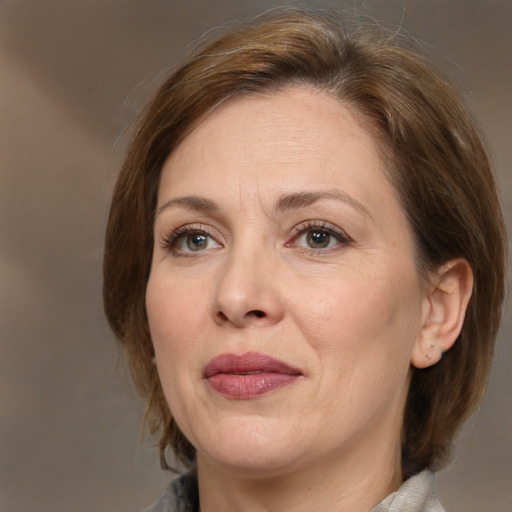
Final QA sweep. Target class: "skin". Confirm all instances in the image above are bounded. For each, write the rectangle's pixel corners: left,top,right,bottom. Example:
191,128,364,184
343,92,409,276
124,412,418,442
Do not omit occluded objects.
146,86,471,512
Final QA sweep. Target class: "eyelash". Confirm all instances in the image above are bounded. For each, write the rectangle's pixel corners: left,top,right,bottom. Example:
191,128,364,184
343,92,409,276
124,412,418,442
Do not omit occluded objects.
159,220,351,256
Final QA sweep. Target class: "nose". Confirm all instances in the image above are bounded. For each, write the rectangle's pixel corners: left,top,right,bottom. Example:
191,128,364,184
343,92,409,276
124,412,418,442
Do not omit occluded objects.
211,241,285,328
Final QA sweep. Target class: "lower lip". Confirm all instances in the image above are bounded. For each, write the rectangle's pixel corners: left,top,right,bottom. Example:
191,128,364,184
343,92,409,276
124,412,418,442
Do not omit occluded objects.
207,373,299,399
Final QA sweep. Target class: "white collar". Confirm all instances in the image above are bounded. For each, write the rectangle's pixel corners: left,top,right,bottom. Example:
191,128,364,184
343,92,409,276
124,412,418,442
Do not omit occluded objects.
371,470,445,512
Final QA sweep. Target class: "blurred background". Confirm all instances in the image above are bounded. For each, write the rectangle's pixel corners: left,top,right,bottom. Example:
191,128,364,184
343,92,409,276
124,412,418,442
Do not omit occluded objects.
0,0,510,511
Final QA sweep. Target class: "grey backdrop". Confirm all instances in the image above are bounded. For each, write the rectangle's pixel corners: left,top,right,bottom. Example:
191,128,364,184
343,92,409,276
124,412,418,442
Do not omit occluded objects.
1,1,510,511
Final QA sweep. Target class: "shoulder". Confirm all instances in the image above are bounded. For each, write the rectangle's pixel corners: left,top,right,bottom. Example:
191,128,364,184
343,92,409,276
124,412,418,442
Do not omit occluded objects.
372,470,445,512
142,472,199,512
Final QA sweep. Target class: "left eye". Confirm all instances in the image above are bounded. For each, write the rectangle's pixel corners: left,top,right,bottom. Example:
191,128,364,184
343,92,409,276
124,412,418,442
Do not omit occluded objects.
289,223,350,251
296,229,338,249
302,229,334,249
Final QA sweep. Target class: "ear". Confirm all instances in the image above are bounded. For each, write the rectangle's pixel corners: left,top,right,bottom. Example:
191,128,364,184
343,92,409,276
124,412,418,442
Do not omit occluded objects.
411,258,473,369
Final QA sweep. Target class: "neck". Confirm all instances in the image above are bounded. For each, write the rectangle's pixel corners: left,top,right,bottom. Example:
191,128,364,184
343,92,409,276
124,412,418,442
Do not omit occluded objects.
197,428,403,512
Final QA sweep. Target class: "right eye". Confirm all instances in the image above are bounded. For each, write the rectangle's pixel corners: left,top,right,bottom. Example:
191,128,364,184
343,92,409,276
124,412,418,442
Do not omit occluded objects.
162,226,221,255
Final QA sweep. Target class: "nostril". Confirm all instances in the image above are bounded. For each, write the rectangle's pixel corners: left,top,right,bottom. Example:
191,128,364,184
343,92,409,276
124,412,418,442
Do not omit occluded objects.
216,311,229,322
214,309,268,325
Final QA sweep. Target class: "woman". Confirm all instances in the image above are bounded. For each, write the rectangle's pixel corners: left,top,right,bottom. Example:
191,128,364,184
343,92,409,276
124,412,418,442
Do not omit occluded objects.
103,8,506,512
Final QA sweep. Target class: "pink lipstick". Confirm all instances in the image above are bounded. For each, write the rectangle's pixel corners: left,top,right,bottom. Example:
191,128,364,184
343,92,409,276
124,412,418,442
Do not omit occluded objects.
204,352,302,399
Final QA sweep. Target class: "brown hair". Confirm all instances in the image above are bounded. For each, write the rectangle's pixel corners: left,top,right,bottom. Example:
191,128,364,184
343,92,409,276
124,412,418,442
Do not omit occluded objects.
103,8,507,479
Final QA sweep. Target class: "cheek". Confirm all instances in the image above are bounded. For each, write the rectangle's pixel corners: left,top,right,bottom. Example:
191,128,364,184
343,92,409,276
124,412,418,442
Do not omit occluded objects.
291,266,421,368
146,275,210,426
146,274,210,369
148,269,207,324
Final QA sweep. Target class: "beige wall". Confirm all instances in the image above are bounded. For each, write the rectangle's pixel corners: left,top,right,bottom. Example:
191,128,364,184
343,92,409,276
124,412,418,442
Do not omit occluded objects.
1,1,510,510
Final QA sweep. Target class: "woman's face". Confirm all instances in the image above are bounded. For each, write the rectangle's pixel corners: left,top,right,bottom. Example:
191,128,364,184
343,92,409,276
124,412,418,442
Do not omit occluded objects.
146,87,429,478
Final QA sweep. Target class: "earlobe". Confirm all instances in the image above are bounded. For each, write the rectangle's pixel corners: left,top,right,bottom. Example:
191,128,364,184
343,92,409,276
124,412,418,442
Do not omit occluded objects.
411,258,473,369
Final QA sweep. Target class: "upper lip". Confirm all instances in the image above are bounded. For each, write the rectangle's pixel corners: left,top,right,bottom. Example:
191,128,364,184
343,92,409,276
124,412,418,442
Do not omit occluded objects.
204,351,302,378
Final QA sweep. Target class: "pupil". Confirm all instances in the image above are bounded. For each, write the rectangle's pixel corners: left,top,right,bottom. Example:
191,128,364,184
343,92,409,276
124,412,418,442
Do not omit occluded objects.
307,230,330,248
187,233,207,251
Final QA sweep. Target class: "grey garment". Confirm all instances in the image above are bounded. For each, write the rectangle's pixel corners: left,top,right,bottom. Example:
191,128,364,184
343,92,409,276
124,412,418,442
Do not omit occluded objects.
144,469,444,512
143,472,199,512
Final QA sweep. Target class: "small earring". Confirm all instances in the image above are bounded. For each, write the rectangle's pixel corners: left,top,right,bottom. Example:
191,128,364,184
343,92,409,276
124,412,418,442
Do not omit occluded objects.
426,341,436,361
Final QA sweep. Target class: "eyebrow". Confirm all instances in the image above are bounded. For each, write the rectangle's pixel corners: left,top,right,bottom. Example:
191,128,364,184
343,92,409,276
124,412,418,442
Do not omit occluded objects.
275,189,372,219
156,195,220,215
156,189,372,219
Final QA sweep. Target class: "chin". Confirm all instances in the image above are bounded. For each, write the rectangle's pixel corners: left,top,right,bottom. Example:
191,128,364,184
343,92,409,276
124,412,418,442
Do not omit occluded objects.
193,417,309,477
199,450,304,480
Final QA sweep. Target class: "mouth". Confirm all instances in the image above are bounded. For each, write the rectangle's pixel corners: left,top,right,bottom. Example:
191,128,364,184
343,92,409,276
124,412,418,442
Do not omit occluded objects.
204,352,302,399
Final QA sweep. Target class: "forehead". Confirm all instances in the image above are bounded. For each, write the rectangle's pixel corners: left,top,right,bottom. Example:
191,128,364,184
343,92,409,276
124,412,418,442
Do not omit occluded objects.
158,87,393,204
